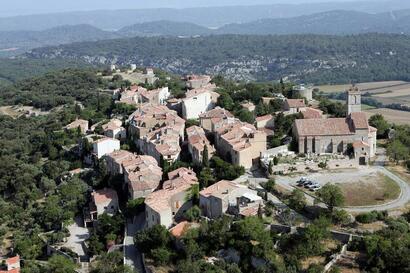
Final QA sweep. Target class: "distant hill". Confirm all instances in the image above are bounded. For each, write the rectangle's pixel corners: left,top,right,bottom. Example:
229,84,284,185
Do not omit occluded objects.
0,25,120,57
119,21,212,37
217,10,410,35
2,0,410,31
5,9,410,58
25,33,410,84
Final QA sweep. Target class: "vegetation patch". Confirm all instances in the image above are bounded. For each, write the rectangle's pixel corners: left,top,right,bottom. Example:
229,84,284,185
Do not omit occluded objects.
338,173,401,207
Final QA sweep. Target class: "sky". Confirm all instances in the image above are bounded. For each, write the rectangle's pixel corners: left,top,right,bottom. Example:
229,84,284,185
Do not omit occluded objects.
0,0,380,17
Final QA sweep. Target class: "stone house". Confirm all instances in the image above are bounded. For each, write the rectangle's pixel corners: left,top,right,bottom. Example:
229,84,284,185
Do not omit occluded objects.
85,188,119,227
145,168,198,228
186,126,215,165
65,119,89,134
283,99,307,114
0,255,20,273
199,180,263,219
199,107,235,133
255,114,275,130
184,74,212,89
181,84,220,120
216,122,267,169
102,119,127,140
240,101,256,112
123,155,163,199
128,104,185,163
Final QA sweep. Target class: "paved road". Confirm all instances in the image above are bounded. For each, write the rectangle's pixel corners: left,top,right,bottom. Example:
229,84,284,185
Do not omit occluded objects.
124,213,145,273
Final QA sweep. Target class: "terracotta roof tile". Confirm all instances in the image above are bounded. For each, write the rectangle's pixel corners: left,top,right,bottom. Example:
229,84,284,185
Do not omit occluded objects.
92,188,118,205
295,118,354,136
286,99,306,108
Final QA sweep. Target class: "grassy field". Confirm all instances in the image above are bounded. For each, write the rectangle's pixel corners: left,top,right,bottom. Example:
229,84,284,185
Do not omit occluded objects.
364,108,410,125
316,81,407,93
317,81,410,109
339,174,401,207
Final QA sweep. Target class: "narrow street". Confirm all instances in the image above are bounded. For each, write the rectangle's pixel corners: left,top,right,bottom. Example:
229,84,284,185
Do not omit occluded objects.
124,212,146,273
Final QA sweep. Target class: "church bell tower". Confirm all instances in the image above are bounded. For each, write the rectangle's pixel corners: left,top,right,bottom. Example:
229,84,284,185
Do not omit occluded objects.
347,85,361,115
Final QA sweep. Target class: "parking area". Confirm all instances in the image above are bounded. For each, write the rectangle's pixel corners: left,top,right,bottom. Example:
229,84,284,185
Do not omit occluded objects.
276,167,404,208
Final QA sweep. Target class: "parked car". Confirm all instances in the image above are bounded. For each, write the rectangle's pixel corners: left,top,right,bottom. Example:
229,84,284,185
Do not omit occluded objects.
309,185,322,192
297,177,307,185
304,181,314,188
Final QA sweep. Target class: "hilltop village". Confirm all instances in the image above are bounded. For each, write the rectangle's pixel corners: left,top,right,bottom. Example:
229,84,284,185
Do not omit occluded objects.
1,65,409,273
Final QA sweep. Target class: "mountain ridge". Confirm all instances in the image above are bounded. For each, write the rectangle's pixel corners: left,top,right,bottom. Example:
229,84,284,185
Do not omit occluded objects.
2,0,410,31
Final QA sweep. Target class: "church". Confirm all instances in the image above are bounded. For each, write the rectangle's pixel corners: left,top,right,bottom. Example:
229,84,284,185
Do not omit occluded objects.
293,86,377,164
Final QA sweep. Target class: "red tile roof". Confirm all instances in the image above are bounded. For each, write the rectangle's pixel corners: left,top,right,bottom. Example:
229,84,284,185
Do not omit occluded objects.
294,118,354,136
350,112,369,129
92,188,118,205
301,107,323,119
286,99,306,108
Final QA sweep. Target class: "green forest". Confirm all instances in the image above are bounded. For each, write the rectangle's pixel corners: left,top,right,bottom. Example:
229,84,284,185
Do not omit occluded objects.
26,33,410,84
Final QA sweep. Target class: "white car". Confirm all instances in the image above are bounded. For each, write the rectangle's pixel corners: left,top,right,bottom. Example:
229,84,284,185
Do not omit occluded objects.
309,184,321,191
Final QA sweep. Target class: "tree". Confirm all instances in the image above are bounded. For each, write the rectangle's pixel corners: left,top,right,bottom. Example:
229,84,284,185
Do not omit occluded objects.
406,160,410,172
134,225,171,253
217,92,234,111
46,255,77,273
90,251,134,273
387,139,409,163
268,161,273,175
263,179,276,193
185,206,201,222
187,184,200,205
301,217,331,256
316,184,345,212
369,114,389,138
236,109,254,123
288,189,307,211
202,145,209,168
199,167,215,189
151,247,172,266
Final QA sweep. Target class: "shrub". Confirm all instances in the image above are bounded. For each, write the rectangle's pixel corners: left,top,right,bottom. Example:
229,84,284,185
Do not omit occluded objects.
151,247,172,265
355,210,388,223
185,206,201,222
332,210,351,225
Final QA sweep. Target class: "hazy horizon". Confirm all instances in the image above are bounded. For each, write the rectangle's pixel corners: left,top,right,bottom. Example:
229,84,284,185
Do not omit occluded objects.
0,0,384,17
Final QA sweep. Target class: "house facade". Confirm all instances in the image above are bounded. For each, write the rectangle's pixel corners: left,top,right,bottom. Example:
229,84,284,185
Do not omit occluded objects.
145,168,198,228
200,180,263,219
128,104,185,163
0,255,20,273
216,122,267,169
102,119,127,140
181,84,220,120
199,107,235,133
283,99,307,114
92,137,121,159
85,188,119,227
184,74,212,89
65,119,89,134
186,126,215,165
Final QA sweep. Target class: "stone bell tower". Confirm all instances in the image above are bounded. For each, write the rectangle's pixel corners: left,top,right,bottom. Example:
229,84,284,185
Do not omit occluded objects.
347,85,361,115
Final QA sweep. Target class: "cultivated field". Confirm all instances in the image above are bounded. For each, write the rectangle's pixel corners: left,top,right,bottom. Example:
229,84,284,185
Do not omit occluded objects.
316,81,407,93
317,81,410,104
364,108,410,125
